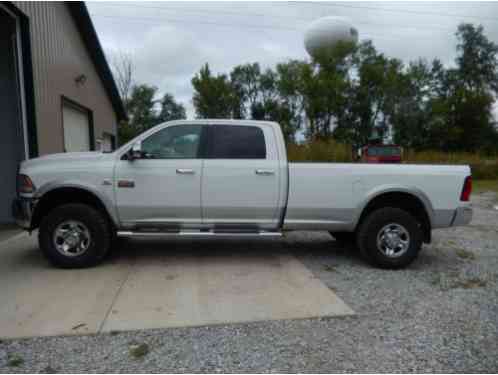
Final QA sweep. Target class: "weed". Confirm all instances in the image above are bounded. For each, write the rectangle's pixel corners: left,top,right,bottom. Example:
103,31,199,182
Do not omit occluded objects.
7,354,24,367
432,272,487,291
43,365,56,373
324,264,336,272
458,278,487,289
455,248,476,260
473,180,498,193
129,343,149,359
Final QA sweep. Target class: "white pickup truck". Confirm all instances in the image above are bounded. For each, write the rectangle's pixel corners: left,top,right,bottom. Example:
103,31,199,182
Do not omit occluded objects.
13,120,473,269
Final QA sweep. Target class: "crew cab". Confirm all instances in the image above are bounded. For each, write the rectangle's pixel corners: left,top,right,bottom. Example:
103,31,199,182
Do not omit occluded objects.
13,120,473,269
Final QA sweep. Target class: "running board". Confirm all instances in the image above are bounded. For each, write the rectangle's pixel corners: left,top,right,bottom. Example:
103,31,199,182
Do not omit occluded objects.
117,230,282,238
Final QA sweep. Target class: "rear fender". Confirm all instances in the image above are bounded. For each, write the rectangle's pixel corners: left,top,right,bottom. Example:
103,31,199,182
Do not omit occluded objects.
352,185,435,229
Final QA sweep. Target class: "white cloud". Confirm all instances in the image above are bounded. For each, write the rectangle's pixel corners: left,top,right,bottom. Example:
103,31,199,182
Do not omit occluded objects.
89,1,498,119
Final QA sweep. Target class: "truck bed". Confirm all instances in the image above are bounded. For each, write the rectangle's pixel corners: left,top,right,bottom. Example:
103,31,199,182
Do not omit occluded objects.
283,163,471,231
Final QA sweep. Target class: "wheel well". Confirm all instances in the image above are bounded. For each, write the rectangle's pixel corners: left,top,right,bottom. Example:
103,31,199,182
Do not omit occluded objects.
32,187,114,230
356,192,432,243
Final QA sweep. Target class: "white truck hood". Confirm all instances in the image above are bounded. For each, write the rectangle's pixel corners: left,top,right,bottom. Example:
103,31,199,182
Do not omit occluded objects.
21,152,108,169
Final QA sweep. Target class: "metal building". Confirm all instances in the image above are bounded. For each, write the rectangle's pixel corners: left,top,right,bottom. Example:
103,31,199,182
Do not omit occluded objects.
0,1,126,223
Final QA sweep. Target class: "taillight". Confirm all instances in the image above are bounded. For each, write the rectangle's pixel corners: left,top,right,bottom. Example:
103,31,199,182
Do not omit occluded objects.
460,176,472,201
17,174,35,194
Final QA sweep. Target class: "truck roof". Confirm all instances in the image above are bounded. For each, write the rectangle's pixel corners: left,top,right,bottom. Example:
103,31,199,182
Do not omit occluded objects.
163,119,280,127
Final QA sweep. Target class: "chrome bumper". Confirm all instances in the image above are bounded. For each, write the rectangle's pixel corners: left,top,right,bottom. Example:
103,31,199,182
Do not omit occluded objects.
12,197,36,230
451,205,473,227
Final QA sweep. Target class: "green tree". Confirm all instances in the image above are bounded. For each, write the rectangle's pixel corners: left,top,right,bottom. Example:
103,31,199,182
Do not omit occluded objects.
422,24,498,152
118,84,159,144
118,85,187,145
192,63,238,118
158,93,186,123
456,24,498,93
228,62,302,141
229,63,261,119
300,42,355,140
391,60,434,149
275,61,306,142
332,41,405,146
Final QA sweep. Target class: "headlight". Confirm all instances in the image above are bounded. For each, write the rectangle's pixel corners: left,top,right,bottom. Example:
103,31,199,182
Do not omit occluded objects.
17,174,36,194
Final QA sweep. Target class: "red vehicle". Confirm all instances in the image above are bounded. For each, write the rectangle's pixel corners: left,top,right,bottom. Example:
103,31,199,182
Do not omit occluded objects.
356,144,402,163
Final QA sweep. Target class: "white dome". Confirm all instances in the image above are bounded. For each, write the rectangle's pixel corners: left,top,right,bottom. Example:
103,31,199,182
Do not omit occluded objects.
304,17,358,58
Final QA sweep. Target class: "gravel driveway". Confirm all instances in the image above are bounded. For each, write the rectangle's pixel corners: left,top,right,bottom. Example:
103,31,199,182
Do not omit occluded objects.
1,192,497,373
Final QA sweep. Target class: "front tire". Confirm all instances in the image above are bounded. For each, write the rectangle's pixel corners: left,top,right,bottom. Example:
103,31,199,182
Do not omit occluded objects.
357,207,423,269
39,204,111,268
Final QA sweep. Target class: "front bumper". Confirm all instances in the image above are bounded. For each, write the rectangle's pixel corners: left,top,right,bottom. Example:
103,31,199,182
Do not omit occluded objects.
12,197,36,230
451,205,473,227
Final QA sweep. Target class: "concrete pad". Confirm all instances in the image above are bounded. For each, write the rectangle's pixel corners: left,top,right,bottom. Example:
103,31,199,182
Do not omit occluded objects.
101,243,353,332
0,235,353,339
0,224,22,243
0,233,131,338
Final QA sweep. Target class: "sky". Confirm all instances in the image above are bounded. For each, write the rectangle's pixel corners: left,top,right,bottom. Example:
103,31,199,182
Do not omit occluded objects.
87,1,498,119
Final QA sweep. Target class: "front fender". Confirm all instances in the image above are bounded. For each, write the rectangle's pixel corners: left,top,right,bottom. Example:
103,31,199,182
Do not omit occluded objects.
35,180,119,227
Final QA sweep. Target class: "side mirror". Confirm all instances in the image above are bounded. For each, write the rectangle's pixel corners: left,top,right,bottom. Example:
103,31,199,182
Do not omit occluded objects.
127,142,143,161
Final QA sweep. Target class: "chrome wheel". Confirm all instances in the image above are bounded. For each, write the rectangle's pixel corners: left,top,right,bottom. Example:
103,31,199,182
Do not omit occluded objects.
376,223,410,258
53,221,91,257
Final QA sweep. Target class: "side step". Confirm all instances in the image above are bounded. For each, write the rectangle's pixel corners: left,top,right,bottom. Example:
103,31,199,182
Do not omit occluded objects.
117,230,282,238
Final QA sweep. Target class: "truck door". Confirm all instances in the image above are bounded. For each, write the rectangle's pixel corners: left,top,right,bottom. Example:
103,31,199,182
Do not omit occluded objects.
201,124,281,230
115,124,205,227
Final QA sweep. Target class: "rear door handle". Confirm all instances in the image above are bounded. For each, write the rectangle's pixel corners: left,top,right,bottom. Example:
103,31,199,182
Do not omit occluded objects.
255,169,275,176
176,168,195,175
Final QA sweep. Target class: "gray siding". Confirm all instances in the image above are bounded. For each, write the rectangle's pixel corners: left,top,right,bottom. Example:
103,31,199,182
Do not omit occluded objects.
13,1,117,155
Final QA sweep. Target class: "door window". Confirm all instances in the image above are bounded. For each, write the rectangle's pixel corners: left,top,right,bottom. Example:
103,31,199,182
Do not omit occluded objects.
209,125,266,159
141,125,203,159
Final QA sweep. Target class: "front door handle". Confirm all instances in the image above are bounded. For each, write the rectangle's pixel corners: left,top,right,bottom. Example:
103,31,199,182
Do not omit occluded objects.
176,168,195,175
255,169,275,176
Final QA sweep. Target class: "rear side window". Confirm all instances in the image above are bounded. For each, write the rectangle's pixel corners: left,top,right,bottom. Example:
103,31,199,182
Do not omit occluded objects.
209,125,266,159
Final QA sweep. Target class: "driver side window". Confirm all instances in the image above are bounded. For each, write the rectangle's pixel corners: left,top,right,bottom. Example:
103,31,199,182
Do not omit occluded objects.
141,125,203,159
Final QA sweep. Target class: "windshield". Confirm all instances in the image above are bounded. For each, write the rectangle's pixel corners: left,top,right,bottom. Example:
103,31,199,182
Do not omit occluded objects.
367,146,401,157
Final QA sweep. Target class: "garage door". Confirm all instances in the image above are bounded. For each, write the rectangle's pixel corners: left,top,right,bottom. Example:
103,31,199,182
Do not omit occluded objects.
63,103,91,152
0,8,25,224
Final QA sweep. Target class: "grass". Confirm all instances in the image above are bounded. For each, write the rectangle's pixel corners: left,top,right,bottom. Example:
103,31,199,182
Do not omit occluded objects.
459,278,488,289
324,264,336,272
431,273,488,290
43,365,56,373
129,343,150,359
473,180,498,193
287,140,352,163
286,140,498,180
7,354,24,367
455,248,476,261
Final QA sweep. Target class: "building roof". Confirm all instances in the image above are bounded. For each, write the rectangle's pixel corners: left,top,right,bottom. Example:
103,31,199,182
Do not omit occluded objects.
67,2,127,122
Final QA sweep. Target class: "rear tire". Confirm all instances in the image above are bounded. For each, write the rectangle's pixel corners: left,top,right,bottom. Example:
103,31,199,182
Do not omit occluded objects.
38,204,111,268
357,207,422,269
